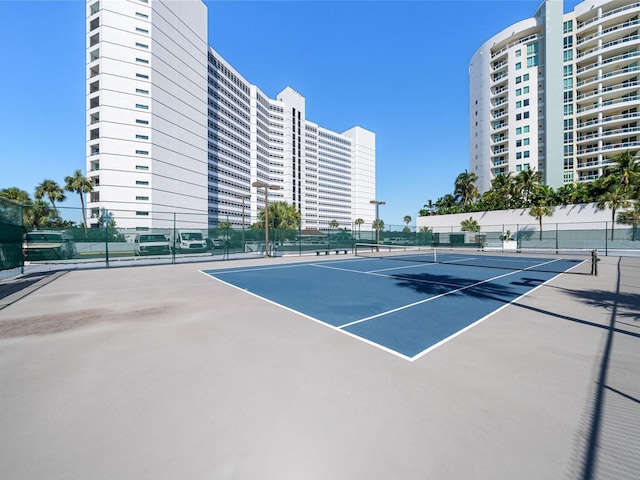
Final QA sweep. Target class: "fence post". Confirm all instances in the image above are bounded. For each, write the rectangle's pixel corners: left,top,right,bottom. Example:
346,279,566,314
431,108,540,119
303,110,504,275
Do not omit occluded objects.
555,223,559,253
172,213,176,264
604,221,608,256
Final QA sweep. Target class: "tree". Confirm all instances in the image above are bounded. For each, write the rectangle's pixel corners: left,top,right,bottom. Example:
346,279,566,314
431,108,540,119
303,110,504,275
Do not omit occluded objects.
460,217,480,232
597,185,632,240
329,219,339,231
403,215,411,229
514,169,542,207
605,150,640,194
420,200,435,216
253,201,300,243
24,200,55,228
35,179,66,211
489,172,515,210
454,170,479,206
617,201,640,240
0,187,32,205
529,204,553,241
354,218,364,239
64,170,93,228
372,219,384,231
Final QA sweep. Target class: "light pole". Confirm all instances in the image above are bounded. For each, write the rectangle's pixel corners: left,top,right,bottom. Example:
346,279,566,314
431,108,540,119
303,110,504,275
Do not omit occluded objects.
252,181,281,257
370,200,385,251
235,193,250,249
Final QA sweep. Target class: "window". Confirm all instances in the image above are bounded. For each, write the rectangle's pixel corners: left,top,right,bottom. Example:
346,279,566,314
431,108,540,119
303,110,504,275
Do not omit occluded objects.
524,163,530,170
523,111,530,119
524,152,530,159
135,104,148,109
136,134,148,140
564,78,573,90
563,36,573,48
516,164,522,171
563,20,573,34
523,74,529,82
516,127,522,135
135,42,148,49
516,140,522,147
135,57,149,64
516,76,522,84
563,65,573,77
136,88,149,94
516,152,522,159
523,138,530,146
564,49,573,62
136,150,148,155
90,96,99,108
135,12,148,18
516,113,522,121
136,73,149,79
136,27,148,33
526,43,539,55
564,119,573,130
564,91,573,103
523,126,530,133
516,101,522,108
136,119,149,124
136,211,149,216
515,62,522,70
515,49,522,57
523,99,529,106
523,86,529,94
516,88,522,96
136,165,149,170
136,196,149,201
564,104,573,115
90,2,99,15
527,56,538,68
136,180,149,185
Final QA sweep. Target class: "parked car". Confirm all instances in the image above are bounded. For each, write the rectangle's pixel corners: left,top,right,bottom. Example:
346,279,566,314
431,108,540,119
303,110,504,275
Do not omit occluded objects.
134,233,170,256
171,230,207,254
23,231,76,260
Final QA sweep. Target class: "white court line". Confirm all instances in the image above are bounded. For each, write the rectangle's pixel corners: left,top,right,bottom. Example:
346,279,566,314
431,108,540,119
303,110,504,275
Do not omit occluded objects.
410,269,566,361
202,271,414,361
311,262,464,288
337,268,527,329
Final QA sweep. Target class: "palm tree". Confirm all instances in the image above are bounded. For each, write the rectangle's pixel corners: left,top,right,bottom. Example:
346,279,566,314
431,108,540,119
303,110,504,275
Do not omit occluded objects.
490,173,515,210
617,201,640,240
460,217,480,232
529,204,553,241
597,184,632,240
354,218,364,240
421,200,435,216
64,170,93,228
0,187,32,205
454,170,479,206
24,200,54,228
514,169,542,207
605,150,639,193
403,215,412,230
35,179,66,211
255,201,300,243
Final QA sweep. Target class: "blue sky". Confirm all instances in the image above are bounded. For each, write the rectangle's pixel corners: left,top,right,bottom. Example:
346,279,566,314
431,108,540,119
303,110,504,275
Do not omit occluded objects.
0,0,581,227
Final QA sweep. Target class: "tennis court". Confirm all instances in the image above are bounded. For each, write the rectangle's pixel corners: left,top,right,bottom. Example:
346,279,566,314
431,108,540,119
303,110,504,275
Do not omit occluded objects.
202,247,593,360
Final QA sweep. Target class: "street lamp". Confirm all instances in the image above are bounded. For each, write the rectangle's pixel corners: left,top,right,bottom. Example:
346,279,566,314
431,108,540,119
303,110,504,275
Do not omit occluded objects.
252,181,281,257
370,200,385,251
234,193,251,249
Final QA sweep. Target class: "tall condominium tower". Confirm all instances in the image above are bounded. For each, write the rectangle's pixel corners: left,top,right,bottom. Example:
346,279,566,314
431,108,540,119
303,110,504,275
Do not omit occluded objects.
86,0,376,230
469,0,640,194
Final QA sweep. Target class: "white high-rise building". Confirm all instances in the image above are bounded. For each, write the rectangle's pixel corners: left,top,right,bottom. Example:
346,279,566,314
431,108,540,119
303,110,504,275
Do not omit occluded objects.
86,0,376,230
469,0,640,193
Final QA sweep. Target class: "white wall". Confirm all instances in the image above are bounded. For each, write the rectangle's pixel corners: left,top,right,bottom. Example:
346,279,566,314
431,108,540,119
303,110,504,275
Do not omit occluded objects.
416,203,622,233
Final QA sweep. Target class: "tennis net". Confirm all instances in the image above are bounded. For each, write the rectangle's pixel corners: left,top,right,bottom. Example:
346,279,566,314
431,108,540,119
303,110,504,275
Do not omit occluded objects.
353,243,598,275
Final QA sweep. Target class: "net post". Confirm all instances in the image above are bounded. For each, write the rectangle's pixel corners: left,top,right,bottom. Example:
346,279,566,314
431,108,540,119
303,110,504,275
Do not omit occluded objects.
591,249,600,276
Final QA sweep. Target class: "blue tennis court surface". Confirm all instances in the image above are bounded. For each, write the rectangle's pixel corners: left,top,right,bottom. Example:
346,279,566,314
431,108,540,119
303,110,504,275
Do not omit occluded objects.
202,252,587,360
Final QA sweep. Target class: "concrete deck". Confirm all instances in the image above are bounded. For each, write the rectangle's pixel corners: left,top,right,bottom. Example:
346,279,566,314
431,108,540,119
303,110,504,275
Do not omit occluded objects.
0,254,638,479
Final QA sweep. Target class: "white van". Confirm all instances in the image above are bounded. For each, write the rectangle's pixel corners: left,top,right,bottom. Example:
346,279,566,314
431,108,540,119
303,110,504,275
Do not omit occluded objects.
23,231,76,260
171,230,207,254
134,233,170,256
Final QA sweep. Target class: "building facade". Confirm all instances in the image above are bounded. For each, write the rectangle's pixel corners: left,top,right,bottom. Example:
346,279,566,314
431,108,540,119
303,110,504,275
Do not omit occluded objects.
469,0,640,193
86,0,376,230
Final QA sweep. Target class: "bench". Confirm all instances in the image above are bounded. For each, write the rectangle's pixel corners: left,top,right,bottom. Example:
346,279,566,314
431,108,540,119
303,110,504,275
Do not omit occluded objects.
316,249,349,255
